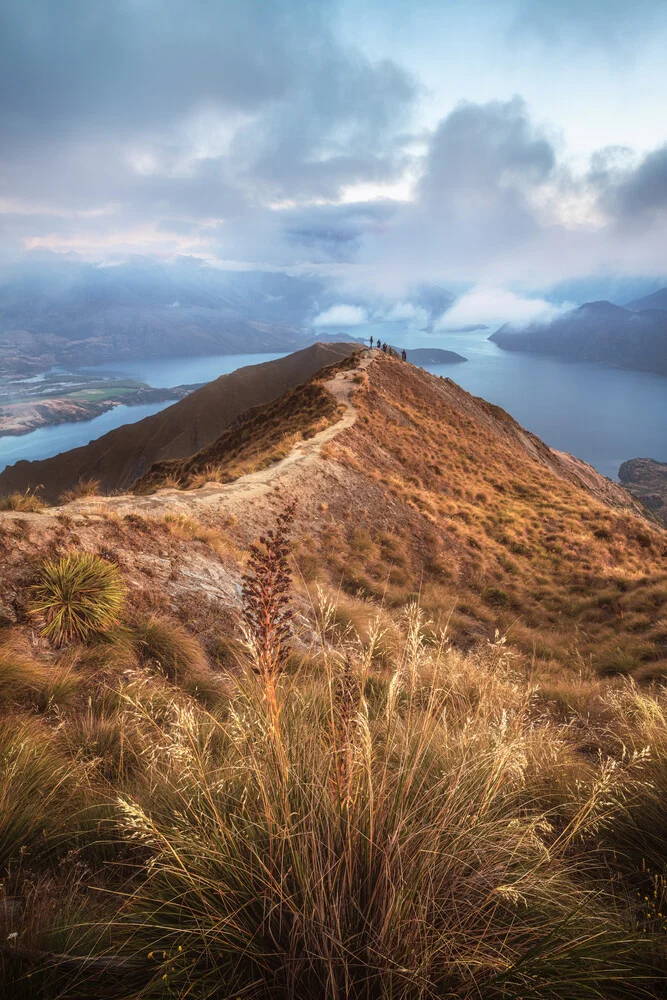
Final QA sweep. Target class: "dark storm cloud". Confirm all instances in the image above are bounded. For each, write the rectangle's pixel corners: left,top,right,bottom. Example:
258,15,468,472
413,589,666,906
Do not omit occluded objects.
0,0,416,257
595,146,667,221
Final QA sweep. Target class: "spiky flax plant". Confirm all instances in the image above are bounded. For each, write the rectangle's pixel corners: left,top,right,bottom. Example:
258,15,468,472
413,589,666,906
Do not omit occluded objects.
29,552,126,645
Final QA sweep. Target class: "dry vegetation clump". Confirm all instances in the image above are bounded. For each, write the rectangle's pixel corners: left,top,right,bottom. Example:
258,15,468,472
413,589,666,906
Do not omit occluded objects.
58,477,102,505
133,614,210,684
134,380,342,493
162,511,243,561
29,552,126,645
106,609,666,999
315,354,667,677
0,590,667,996
0,636,80,713
0,487,47,513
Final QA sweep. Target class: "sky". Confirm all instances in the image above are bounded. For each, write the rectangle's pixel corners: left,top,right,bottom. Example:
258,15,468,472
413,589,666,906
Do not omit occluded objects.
2,0,667,323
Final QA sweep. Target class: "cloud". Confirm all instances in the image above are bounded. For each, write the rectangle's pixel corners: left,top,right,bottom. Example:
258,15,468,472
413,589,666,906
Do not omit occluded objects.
0,0,416,256
512,0,667,48
597,145,667,222
313,304,368,326
2,0,667,300
438,287,571,329
353,97,561,293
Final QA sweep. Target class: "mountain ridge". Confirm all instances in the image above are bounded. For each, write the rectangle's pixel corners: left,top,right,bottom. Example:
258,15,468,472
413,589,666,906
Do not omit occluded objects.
6,348,661,678
490,298,667,375
0,342,358,501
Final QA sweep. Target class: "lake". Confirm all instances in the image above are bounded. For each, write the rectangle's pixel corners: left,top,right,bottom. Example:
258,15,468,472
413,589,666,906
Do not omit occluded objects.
0,402,173,470
0,334,665,480
80,351,287,388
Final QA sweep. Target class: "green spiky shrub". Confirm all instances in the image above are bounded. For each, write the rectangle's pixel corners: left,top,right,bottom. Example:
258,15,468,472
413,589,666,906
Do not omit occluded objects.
29,553,126,646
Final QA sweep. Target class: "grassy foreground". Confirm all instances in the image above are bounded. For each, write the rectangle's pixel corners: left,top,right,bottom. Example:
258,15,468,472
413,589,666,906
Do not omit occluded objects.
1,589,667,998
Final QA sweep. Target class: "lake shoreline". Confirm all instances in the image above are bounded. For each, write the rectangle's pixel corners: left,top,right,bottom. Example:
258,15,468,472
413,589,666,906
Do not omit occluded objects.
0,384,194,438
0,338,664,482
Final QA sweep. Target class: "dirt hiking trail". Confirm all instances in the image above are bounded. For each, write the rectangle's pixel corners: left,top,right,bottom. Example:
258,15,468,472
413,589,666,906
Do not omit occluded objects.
9,351,374,529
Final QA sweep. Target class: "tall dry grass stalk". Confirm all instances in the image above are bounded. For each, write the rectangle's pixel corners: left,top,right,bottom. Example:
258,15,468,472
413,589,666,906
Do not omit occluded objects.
110,600,659,999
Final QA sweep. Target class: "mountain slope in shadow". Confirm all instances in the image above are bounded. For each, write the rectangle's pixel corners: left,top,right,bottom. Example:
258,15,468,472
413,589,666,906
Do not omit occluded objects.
490,300,667,375
0,342,358,501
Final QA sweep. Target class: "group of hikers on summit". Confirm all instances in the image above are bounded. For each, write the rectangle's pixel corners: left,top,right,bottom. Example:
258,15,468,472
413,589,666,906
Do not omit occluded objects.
368,335,407,362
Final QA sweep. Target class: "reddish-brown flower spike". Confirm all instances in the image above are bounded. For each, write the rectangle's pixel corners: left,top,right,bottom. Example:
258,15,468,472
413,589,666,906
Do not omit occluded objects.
241,501,297,691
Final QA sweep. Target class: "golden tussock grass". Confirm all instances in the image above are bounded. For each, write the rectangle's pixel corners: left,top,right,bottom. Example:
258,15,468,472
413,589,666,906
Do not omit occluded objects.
0,487,47,513
311,355,667,677
0,594,666,996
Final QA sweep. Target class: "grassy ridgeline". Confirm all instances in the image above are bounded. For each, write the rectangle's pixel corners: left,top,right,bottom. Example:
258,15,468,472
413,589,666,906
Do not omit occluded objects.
1,601,667,997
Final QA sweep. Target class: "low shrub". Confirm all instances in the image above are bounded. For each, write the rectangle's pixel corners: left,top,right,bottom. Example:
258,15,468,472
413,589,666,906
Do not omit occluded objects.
0,488,46,513
29,553,126,646
59,478,102,505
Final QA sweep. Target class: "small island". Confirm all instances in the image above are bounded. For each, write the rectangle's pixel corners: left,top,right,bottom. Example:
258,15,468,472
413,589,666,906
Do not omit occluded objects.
407,348,468,365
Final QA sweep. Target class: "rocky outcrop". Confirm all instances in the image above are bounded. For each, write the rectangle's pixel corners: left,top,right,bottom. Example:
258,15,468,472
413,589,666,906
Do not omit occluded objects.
619,457,667,526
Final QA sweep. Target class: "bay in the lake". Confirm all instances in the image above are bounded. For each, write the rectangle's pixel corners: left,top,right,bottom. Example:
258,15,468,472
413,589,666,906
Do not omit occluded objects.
0,334,665,480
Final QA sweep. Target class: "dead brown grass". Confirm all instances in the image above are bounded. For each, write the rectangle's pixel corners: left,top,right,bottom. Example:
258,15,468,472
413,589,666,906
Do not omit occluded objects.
297,354,667,677
134,381,343,493
59,478,102,504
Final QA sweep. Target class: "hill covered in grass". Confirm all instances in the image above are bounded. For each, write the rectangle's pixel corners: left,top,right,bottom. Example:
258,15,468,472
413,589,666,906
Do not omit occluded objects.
0,347,667,996
125,348,666,679
0,342,357,501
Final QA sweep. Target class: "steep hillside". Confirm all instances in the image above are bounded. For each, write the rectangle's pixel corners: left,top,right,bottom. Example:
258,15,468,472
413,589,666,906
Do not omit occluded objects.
490,300,667,375
134,381,344,493
0,342,357,501
20,348,662,680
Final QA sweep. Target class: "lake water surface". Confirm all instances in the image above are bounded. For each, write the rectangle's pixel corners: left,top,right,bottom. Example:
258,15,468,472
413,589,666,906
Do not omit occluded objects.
0,334,665,480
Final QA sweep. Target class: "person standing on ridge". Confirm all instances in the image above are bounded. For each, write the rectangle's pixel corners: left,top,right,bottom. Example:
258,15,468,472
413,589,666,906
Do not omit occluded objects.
401,348,407,361
369,335,374,348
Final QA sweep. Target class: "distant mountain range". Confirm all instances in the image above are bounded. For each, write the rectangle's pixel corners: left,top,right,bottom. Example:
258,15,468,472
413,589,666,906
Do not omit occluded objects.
0,253,325,372
0,254,462,374
624,288,667,311
490,295,667,376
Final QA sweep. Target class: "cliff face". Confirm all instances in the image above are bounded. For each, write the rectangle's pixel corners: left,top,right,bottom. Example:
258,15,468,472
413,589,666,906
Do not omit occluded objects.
0,342,358,501
490,301,667,376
